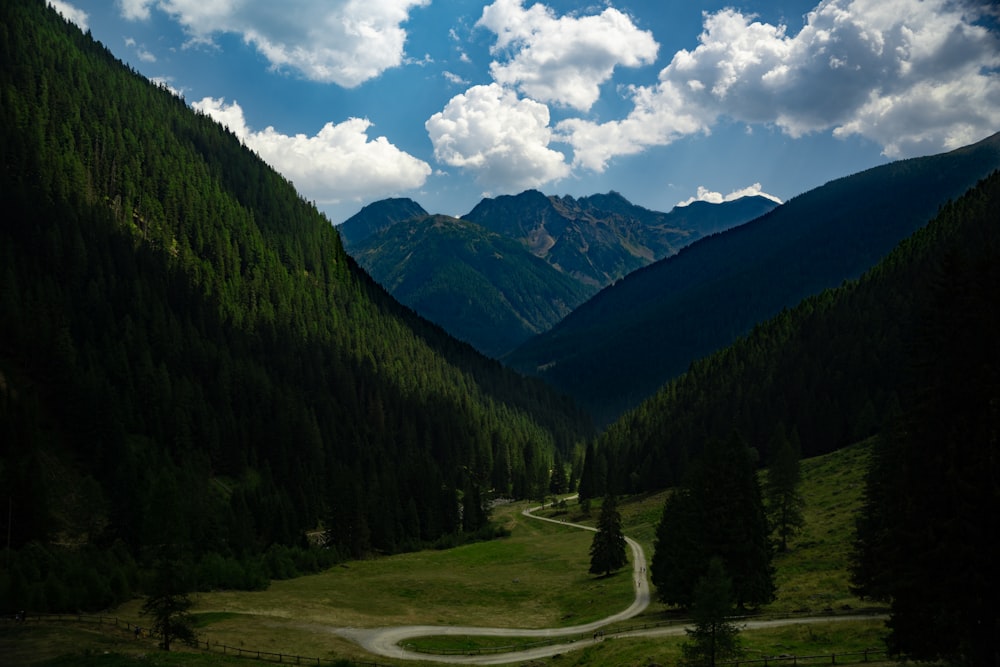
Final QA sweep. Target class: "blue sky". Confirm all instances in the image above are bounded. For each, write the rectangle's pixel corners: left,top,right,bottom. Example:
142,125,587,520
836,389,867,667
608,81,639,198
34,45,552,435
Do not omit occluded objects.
49,0,1000,223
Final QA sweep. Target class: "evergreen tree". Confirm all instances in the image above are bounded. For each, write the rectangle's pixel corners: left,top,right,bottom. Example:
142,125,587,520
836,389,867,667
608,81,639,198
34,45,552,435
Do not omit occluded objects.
851,233,1000,665
549,450,568,495
140,554,196,651
764,426,804,552
589,492,627,576
577,442,598,500
652,433,774,609
679,557,743,667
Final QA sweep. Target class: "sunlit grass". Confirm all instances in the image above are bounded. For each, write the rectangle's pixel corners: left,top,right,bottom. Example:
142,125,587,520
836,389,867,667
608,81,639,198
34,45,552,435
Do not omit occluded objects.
8,441,885,667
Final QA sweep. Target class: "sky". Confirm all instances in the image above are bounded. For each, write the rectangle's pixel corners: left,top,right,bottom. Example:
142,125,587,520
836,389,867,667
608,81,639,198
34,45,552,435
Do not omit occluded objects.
49,0,1000,224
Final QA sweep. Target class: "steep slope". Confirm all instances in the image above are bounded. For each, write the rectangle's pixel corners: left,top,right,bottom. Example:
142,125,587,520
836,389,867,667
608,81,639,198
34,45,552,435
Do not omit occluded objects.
0,0,592,600
591,168,1000,494
464,190,778,287
506,132,1000,423
348,215,596,357
342,191,775,357
337,197,428,246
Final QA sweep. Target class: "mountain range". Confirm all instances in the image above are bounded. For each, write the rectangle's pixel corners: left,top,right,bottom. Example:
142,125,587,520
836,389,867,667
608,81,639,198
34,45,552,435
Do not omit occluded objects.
3,4,999,650
504,132,1000,423
339,192,777,356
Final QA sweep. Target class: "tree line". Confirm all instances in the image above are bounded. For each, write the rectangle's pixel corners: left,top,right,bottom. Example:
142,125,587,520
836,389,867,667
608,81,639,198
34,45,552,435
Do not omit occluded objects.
0,0,591,612
585,171,1000,665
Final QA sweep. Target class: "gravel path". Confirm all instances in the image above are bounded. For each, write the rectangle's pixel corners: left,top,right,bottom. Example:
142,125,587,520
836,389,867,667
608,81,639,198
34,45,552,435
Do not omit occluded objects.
331,500,651,663
329,502,883,664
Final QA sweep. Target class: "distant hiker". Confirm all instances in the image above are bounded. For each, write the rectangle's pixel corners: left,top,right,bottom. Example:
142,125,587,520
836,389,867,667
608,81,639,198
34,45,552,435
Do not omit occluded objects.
134,626,141,638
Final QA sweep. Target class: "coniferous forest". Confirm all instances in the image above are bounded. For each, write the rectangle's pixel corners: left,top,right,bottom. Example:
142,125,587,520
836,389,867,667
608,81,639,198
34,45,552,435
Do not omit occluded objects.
0,0,592,611
2,2,999,664
584,169,1000,496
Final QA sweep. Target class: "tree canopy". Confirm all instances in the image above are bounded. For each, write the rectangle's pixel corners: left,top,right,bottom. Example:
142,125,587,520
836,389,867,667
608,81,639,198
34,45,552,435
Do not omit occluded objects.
589,493,627,576
652,433,774,609
850,170,1000,665
0,0,591,613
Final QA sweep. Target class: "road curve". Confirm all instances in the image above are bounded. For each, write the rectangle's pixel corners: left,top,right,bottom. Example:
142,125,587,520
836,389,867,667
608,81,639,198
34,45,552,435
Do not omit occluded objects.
331,499,651,663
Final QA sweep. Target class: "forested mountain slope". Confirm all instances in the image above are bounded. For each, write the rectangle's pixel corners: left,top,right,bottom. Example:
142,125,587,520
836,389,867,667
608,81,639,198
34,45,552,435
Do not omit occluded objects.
335,197,428,246
506,132,1000,423
0,0,592,609
340,192,775,358
586,169,1000,495
344,214,595,357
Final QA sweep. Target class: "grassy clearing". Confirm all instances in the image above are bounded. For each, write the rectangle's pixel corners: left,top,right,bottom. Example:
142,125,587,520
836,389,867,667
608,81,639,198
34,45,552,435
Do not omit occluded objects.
187,502,632,631
6,442,886,666
768,440,873,613
538,618,896,667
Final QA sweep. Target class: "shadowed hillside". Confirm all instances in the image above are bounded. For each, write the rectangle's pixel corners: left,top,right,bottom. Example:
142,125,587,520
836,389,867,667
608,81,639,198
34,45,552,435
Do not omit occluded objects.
506,133,1000,423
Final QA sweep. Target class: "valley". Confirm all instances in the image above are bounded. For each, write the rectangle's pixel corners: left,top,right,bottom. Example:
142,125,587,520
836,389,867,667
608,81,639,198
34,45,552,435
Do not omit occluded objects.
3,443,892,666
2,2,997,666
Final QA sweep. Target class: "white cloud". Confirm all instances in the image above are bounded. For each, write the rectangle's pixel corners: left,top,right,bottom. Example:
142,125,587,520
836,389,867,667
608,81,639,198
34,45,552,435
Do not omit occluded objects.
48,1,88,30
476,0,658,111
556,79,710,171
560,0,1000,168
425,83,570,192
677,183,783,207
117,0,152,21
118,0,430,87
193,97,431,204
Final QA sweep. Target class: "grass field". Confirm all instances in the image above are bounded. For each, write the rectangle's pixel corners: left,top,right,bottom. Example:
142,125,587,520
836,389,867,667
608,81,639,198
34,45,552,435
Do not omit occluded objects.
2,440,893,666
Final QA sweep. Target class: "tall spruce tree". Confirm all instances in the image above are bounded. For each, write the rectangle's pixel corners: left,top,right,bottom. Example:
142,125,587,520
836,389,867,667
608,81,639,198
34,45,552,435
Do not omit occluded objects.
589,492,627,576
549,450,569,495
140,553,196,651
851,228,1000,665
765,426,804,552
652,432,774,609
680,557,744,667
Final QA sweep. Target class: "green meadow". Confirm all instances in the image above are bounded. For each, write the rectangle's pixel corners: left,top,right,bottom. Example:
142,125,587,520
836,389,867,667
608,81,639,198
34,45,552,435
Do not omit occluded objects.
3,441,894,666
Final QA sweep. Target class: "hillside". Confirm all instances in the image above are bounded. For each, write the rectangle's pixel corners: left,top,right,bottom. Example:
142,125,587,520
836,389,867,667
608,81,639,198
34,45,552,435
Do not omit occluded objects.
505,133,1000,423
0,0,592,612
463,189,778,287
341,191,775,357
335,197,428,246
588,168,1000,494
345,214,595,357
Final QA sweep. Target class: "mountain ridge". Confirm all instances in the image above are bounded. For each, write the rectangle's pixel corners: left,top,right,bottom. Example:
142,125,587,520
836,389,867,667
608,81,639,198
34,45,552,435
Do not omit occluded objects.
504,131,1000,423
340,191,777,356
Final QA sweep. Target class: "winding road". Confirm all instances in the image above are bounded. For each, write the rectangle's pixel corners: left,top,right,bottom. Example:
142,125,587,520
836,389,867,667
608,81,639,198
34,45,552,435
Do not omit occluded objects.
330,502,878,664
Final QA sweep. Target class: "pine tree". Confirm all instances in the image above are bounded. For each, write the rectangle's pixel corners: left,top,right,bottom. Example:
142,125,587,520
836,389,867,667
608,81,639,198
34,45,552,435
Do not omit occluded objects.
549,450,568,495
850,234,1000,665
589,492,627,576
765,426,804,552
652,433,774,609
140,553,196,651
679,557,743,667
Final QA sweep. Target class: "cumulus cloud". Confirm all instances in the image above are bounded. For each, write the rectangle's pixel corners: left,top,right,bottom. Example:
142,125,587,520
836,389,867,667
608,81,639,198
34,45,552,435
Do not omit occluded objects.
560,0,1000,168
48,1,88,30
193,97,431,204
425,83,570,192
677,183,783,207
117,0,430,87
476,0,658,111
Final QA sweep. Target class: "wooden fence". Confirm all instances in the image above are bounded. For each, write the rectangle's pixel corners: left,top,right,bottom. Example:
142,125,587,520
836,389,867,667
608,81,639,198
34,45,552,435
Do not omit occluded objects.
3,612,390,667
6,609,889,666
721,649,886,665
